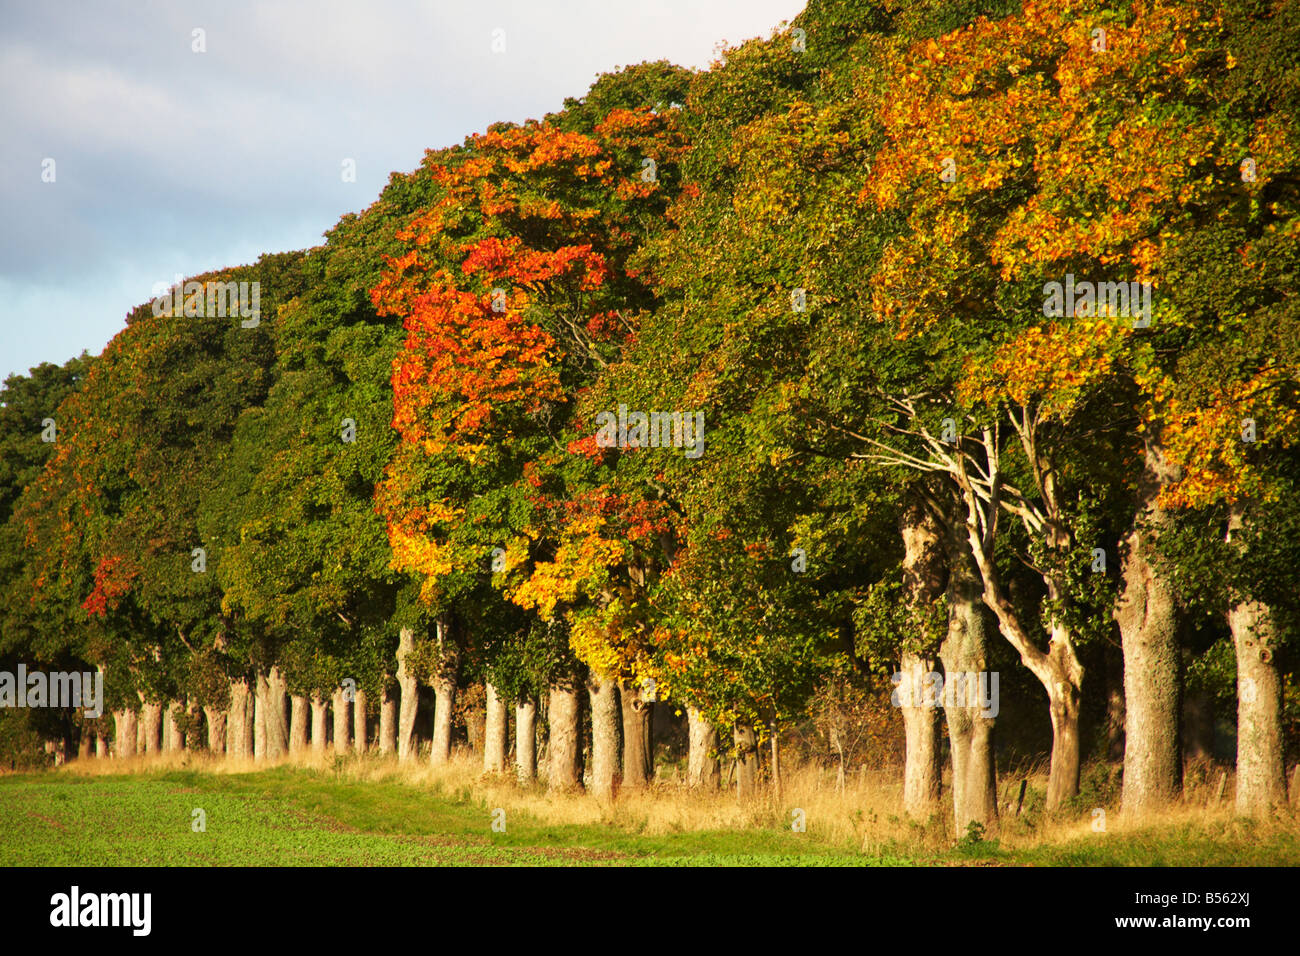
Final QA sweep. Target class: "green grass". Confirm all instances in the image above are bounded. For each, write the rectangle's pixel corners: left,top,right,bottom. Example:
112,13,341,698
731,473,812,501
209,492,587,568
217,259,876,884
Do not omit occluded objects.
0,768,885,866
1,767,1296,866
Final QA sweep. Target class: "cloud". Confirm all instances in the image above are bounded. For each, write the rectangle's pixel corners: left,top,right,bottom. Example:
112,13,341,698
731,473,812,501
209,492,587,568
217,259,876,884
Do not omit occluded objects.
0,0,804,380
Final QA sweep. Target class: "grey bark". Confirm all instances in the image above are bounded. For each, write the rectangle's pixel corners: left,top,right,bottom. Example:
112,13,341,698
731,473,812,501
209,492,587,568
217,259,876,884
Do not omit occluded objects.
264,666,289,759
227,679,252,758
311,693,328,756
353,688,368,755
587,675,620,797
396,627,419,761
113,709,137,758
289,695,309,755
332,686,351,755
954,461,1077,818
898,652,942,814
484,682,509,773
547,681,582,792
1115,444,1182,816
770,726,782,798
941,512,998,832
940,531,999,833
253,673,268,760
686,706,719,789
619,681,654,790
949,422,1084,816
733,723,758,800
184,696,197,750
164,702,182,753
204,707,226,754
139,696,162,755
1227,503,1287,816
515,698,537,784
379,677,398,755
430,618,460,767
899,500,944,816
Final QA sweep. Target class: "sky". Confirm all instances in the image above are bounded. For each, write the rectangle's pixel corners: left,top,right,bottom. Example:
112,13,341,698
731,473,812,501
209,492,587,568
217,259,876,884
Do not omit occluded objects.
0,0,806,383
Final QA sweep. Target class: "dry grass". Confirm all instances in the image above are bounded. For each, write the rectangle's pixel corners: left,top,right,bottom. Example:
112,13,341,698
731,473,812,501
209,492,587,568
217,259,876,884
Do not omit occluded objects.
56,747,933,848
359,755,941,853
48,746,1300,858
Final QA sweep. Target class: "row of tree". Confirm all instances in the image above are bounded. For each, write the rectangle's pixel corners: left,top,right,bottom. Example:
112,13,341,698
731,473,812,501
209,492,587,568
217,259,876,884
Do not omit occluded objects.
2,0,1298,828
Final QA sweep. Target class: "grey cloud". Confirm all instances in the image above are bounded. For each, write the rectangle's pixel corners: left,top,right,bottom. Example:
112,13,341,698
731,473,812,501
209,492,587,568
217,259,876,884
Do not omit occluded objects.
0,0,803,380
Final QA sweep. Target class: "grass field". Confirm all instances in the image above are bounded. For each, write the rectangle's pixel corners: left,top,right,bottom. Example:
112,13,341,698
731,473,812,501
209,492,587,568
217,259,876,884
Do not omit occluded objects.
2,756,1298,866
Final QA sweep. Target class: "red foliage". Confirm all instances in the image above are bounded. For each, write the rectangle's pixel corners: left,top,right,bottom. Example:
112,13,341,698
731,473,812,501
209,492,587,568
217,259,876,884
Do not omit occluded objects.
81,555,137,618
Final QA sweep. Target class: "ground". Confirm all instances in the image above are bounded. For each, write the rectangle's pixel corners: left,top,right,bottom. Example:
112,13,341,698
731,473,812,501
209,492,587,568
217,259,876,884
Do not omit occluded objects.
2,759,1297,866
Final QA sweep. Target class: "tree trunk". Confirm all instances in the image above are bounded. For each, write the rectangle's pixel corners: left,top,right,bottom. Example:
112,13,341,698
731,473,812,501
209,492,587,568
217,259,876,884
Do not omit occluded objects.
204,707,226,754
619,681,654,790
1229,599,1285,815
687,706,719,789
547,681,582,792
954,472,1080,821
396,627,419,761
163,702,182,753
1227,503,1287,817
311,693,328,756
428,676,454,764
332,686,351,755
95,732,108,758
899,498,945,816
264,666,288,759
246,685,256,753
379,677,397,755
139,697,162,755
78,735,92,760
1042,634,1081,812
353,688,368,755
940,536,1000,832
484,682,509,773
898,651,942,815
978,610,1079,819
734,723,758,800
113,709,137,758
770,726,782,797
253,673,268,760
952,427,1084,818
289,695,309,755
1115,444,1182,816
430,618,460,767
587,675,620,797
515,698,537,784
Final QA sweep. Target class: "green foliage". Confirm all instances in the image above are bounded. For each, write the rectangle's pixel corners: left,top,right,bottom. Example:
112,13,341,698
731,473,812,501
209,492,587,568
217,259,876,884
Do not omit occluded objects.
2,1,1297,785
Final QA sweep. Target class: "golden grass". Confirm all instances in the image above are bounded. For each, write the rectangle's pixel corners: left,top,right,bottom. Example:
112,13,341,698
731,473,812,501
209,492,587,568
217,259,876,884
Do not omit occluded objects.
48,745,1300,856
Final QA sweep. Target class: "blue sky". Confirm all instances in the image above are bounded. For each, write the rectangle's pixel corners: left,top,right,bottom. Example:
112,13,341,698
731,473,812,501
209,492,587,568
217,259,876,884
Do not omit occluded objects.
0,0,805,383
